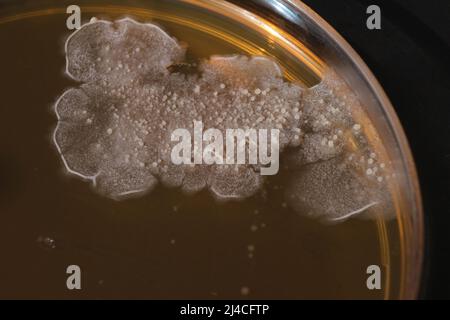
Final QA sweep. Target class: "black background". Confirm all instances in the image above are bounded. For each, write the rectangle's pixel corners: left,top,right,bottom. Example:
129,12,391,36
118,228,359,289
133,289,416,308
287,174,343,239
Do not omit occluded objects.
300,0,450,299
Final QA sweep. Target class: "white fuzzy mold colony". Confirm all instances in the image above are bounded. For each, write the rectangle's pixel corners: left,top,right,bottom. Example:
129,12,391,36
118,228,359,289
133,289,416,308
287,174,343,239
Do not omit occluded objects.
54,18,391,221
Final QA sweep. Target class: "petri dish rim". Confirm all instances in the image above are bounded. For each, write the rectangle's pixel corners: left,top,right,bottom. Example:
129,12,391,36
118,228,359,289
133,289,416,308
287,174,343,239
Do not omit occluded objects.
235,0,425,299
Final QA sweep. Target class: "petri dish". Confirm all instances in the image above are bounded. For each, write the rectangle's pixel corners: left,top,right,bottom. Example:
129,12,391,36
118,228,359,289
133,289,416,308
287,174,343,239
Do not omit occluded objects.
0,0,423,299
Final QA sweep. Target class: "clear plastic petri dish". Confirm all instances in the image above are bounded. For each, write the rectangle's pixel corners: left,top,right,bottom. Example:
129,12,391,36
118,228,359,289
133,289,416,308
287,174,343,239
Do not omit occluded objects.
0,0,423,299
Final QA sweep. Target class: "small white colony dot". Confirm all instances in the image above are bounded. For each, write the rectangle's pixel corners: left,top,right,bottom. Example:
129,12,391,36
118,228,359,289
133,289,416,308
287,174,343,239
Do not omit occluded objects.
353,123,361,131
106,128,113,135
254,88,261,95
247,245,255,252
240,287,250,296
219,83,226,89
366,168,373,175
250,224,258,232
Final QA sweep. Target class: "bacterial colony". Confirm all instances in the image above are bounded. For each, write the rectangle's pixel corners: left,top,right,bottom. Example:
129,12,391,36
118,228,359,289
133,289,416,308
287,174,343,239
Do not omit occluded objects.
54,18,392,221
